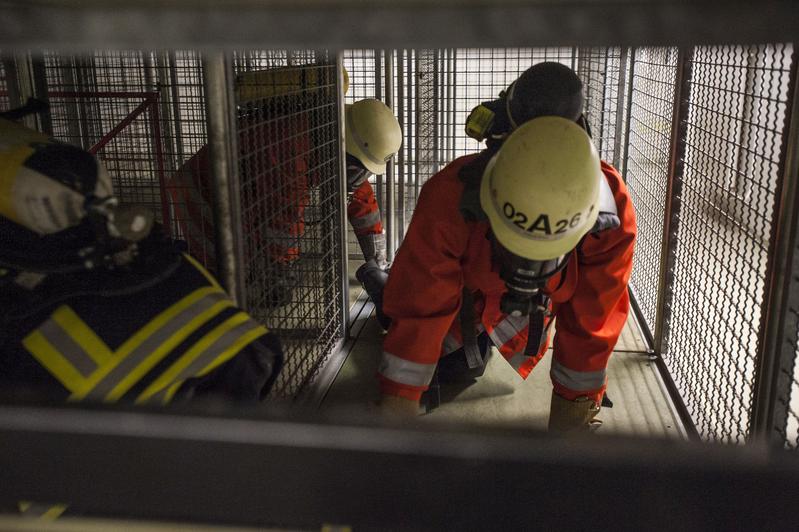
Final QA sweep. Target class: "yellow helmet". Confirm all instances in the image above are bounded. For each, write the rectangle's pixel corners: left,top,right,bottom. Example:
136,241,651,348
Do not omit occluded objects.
345,99,402,175
0,118,114,236
342,66,350,95
480,116,602,260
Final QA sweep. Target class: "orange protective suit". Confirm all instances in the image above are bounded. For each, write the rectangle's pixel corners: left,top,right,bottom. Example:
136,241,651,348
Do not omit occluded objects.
378,154,636,404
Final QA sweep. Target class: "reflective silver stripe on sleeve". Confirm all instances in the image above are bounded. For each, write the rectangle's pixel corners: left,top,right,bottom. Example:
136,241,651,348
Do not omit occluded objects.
379,351,437,387
37,319,97,377
88,291,229,399
350,209,382,229
490,314,529,346
550,359,607,391
147,315,266,404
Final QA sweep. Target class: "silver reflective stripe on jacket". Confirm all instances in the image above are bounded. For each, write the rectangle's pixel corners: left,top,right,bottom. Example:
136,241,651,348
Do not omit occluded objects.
488,313,529,347
379,351,437,387
441,323,486,355
350,209,382,230
550,359,607,391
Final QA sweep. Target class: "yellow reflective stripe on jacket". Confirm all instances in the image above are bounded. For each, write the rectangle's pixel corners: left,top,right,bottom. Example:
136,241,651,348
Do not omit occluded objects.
66,286,226,400
160,320,268,404
18,501,68,520
136,311,267,404
97,293,233,402
51,306,113,366
23,332,87,394
24,287,232,401
182,251,222,291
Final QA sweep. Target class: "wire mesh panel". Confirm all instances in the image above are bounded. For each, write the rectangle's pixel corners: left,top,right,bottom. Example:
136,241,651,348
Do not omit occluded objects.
449,48,576,159
578,47,627,169
665,44,795,442
43,52,171,225
782,270,799,449
624,48,678,335
41,51,212,265
0,60,9,111
342,49,382,261
233,51,344,400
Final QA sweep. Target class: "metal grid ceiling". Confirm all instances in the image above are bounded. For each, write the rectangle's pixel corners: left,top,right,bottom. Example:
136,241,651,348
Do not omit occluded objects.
665,44,795,442
233,51,344,400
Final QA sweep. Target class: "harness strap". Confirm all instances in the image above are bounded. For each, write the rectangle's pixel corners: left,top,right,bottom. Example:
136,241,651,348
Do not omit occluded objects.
459,288,484,369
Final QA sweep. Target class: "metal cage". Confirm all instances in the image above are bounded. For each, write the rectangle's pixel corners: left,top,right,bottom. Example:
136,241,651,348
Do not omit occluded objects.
232,50,345,400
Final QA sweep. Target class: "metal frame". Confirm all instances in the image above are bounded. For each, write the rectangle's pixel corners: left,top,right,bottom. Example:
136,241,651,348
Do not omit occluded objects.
751,49,799,445
203,51,245,305
2,404,799,529
384,49,396,262
336,51,351,341
3,1,799,50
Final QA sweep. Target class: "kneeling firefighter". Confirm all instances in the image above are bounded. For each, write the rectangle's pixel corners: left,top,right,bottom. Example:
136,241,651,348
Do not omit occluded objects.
0,115,283,405
376,62,637,431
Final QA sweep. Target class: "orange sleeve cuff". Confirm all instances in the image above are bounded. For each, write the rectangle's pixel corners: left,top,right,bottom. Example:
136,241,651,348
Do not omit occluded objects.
552,381,606,405
378,374,426,402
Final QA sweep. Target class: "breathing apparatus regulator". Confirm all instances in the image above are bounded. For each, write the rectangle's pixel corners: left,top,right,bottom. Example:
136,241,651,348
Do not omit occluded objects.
464,62,590,145
479,116,603,317
0,113,154,277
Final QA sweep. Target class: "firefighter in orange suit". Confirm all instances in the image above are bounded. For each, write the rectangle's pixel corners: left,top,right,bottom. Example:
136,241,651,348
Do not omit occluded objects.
376,63,636,431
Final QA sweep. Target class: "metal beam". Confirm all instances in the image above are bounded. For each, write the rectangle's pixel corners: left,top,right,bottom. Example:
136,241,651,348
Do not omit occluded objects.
2,1,798,49
652,47,697,439
751,48,799,445
203,51,245,305
1,404,799,530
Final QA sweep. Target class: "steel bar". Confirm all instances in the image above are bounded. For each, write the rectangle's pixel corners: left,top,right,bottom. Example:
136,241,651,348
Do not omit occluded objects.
384,49,395,262
336,52,350,338
203,51,243,304
612,47,629,171
751,49,799,444
5,1,799,50
1,405,799,530
396,49,405,244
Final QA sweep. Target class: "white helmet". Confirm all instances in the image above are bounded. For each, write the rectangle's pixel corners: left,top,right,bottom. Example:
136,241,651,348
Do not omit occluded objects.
345,99,402,175
480,116,602,261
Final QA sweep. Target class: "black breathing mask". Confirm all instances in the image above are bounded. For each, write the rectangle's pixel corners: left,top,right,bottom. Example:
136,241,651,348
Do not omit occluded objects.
490,232,569,317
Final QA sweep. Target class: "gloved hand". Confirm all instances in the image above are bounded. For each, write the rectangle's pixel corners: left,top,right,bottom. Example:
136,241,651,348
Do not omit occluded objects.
356,258,391,330
547,392,602,433
379,394,419,418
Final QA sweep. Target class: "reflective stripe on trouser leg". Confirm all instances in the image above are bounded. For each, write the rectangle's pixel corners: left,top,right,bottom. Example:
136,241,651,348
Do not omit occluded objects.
350,209,382,230
357,232,387,269
379,351,437,387
550,359,607,391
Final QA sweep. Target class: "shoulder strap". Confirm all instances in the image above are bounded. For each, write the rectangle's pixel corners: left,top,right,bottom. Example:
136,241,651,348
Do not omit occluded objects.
457,149,496,222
